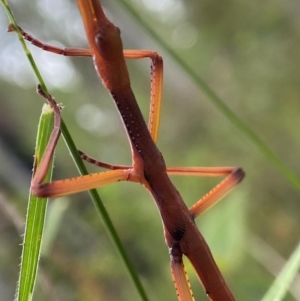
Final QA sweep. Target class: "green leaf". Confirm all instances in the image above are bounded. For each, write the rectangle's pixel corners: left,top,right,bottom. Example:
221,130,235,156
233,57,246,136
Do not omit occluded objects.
16,104,54,301
261,240,300,301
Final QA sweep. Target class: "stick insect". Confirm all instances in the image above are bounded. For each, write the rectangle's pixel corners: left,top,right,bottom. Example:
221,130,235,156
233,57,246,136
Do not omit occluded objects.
16,0,245,300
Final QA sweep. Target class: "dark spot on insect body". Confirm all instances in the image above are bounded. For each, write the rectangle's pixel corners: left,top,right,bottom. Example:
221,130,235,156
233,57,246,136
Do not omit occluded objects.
172,223,186,241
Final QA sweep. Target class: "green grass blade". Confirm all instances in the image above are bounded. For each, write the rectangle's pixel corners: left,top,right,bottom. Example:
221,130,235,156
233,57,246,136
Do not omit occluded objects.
261,240,300,301
116,0,300,193
16,104,54,301
0,1,149,300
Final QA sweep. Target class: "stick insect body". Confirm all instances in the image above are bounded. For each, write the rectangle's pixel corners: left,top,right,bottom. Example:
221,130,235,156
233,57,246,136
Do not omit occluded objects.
21,0,245,300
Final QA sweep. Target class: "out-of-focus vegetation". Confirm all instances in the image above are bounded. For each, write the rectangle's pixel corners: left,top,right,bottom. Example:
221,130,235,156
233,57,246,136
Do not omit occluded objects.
0,0,300,300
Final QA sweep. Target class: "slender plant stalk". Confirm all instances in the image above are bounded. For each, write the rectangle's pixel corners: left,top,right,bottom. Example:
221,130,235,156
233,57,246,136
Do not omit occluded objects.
0,1,149,301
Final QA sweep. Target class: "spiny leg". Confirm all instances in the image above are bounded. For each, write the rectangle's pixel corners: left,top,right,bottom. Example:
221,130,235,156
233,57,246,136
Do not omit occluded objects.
77,157,244,215
8,30,137,197
166,166,243,301
167,166,245,218
32,85,62,185
79,50,163,170
124,50,245,214
170,242,195,301
167,166,243,301
190,168,244,218
31,88,136,199
124,50,163,142
32,168,132,198
78,150,131,170
13,26,163,153
10,26,162,194
120,51,244,218
8,24,92,57
80,50,163,168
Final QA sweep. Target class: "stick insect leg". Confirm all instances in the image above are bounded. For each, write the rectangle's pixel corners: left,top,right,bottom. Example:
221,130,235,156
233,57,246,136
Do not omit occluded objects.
31,88,133,198
78,150,131,170
32,85,62,185
125,51,244,219
13,28,164,161
166,166,243,300
12,25,132,171
170,242,195,301
167,166,243,301
167,166,245,218
80,50,164,170
13,26,163,154
32,168,131,198
124,50,163,143
8,24,92,57
10,19,165,148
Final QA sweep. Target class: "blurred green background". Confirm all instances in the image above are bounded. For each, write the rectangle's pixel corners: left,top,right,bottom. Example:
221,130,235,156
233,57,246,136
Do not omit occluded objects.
1,0,300,300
